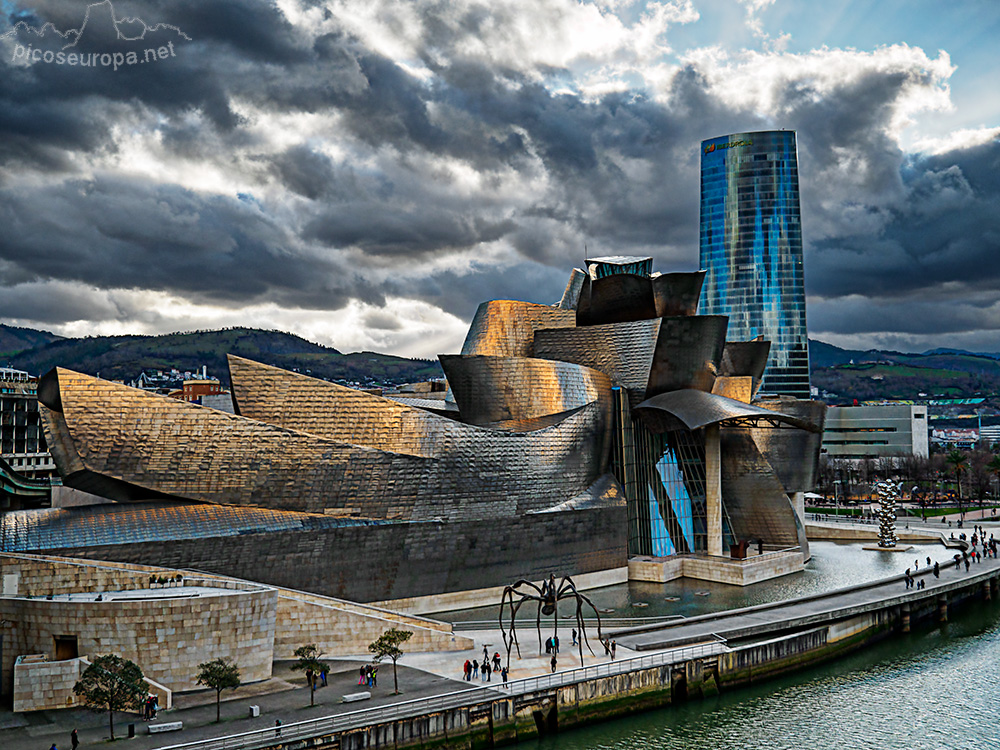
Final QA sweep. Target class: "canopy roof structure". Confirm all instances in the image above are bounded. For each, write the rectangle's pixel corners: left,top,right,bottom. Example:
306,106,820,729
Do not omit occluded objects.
635,389,821,434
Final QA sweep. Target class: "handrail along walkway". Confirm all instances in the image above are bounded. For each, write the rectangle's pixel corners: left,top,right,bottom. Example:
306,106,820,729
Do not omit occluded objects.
154,639,729,750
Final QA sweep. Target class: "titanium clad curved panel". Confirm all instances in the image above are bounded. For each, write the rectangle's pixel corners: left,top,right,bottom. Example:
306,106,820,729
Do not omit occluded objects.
230,355,441,458
652,271,706,317
439,355,611,427
751,399,827,493
635,389,819,433
226,359,615,519
647,315,727,396
460,300,576,357
44,367,613,522
557,268,587,310
533,319,661,404
576,274,656,326
46,369,431,516
720,427,807,550
720,340,771,397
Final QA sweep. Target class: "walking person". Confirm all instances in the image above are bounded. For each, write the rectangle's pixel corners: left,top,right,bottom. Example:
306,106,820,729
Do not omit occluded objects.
550,654,557,673
934,561,940,578
572,628,577,647
71,729,79,750
464,659,471,681
472,659,479,678
275,719,282,738
611,640,617,660
501,666,509,683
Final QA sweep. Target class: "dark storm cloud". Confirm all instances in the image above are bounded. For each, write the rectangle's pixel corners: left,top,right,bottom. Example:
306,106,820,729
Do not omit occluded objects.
0,176,371,310
1,0,997,351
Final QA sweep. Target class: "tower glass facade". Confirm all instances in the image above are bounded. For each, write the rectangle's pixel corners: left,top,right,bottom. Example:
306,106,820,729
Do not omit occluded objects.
699,130,810,399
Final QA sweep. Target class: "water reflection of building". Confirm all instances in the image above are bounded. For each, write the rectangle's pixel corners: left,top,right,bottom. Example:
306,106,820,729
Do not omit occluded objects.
699,130,811,399
2,259,825,604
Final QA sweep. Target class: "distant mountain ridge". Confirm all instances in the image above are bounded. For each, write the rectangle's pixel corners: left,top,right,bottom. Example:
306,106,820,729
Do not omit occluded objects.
1,325,441,387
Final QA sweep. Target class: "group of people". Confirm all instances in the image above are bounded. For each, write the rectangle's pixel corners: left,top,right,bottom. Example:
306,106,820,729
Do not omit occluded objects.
141,694,159,721
357,663,378,688
463,649,507,683
544,635,560,654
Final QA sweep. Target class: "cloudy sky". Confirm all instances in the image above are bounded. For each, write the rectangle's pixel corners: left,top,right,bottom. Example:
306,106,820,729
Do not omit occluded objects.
1,0,998,358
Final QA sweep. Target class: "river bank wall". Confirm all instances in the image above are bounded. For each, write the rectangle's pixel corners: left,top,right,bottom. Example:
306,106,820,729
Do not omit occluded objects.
186,556,999,750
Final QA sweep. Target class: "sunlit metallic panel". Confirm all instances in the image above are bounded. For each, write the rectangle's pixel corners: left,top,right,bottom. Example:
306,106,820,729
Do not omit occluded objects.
460,300,576,357
228,358,616,518
634,389,820,434
557,268,587,310
439,355,611,427
39,368,431,516
40,366,614,522
720,427,809,552
711,376,753,403
530,472,624,512
651,271,706,317
534,319,661,404
230,354,442,458
647,316,728,396
750,398,827,494
576,274,656,327
720,340,771,398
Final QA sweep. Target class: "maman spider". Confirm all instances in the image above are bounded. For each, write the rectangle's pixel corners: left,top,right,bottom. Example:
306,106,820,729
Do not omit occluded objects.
499,573,603,669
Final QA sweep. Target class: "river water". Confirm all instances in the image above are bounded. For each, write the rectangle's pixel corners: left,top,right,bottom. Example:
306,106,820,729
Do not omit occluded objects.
440,541,998,748
534,598,1000,750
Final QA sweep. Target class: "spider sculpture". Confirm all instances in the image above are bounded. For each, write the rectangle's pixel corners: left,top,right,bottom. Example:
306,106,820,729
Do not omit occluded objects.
499,573,603,669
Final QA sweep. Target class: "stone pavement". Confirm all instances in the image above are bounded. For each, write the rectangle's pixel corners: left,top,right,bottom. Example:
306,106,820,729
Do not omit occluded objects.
0,660,469,750
0,628,625,750
615,544,1000,651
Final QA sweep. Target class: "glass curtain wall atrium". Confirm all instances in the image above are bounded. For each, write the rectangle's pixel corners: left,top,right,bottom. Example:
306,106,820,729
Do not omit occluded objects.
699,131,811,399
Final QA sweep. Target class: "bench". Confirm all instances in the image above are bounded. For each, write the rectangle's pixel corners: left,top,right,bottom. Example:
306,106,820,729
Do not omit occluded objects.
148,721,183,734
342,691,372,703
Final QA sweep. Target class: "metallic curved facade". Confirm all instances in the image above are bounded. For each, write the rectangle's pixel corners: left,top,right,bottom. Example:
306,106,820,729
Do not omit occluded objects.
27,256,824,599
461,300,575,357
439,355,610,428
652,271,706,318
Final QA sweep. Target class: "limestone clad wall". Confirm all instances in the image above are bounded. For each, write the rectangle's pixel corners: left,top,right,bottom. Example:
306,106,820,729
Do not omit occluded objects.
0,554,276,694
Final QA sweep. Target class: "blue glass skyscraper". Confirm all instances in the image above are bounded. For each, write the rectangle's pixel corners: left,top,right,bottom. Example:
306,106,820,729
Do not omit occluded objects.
699,130,810,399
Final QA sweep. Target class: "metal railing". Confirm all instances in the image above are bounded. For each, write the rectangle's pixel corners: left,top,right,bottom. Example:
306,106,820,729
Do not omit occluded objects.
451,615,686,631
155,638,729,750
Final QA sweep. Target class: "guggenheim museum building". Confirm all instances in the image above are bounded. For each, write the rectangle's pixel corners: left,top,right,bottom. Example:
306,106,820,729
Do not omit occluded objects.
2,256,825,609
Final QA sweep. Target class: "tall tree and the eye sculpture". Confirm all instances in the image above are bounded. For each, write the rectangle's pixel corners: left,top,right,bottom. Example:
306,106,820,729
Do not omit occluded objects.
499,574,603,669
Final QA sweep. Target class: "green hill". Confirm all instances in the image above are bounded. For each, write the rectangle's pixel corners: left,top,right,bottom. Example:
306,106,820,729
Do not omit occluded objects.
0,324,63,360
5,327,442,386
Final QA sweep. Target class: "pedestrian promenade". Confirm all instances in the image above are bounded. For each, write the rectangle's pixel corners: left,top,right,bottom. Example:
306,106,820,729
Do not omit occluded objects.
615,543,999,651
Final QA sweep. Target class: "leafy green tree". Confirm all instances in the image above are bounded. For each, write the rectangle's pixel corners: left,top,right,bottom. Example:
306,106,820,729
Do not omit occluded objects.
290,645,329,707
197,658,241,723
369,628,413,695
73,654,147,740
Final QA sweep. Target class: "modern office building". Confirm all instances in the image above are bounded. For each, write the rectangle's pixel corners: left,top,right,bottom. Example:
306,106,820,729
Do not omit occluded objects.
699,130,810,399
822,404,929,461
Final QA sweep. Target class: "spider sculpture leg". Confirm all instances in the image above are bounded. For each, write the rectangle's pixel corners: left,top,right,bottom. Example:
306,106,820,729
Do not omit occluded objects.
506,596,534,665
